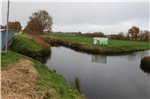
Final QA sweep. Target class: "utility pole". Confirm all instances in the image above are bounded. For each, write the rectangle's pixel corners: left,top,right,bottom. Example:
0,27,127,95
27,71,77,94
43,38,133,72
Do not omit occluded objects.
5,0,10,52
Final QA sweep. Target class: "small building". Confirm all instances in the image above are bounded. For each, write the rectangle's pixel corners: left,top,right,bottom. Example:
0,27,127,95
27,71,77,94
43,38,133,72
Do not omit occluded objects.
93,37,108,45
1,29,15,50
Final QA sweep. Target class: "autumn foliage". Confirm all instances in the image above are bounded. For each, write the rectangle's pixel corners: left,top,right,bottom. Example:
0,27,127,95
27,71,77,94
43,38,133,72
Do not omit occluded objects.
3,21,22,32
24,10,53,34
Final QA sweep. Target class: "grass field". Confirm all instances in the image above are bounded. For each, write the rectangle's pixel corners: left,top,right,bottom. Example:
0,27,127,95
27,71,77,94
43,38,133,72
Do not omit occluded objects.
1,51,84,99
48,33,150,54
11,34,42,52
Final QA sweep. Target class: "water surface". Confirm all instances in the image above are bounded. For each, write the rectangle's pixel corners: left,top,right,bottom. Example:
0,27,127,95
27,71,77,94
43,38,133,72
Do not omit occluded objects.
46,47,150,99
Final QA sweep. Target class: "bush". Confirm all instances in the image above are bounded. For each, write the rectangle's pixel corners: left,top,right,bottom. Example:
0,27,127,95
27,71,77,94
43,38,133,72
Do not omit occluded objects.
110,33,127,40
77,32,105,37
140,56,150,74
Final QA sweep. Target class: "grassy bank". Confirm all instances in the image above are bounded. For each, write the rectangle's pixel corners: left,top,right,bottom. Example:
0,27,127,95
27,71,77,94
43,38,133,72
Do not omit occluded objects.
1,51,85,99
10,34,51,62
47,33,150,55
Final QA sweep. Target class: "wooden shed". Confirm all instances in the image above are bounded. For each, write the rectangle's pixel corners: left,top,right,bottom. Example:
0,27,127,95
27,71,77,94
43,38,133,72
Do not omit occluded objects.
93,37,108,45
1,29,15,50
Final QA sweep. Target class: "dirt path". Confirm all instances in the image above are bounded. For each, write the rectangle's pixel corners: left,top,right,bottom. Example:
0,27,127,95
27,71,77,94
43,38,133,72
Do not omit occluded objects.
1,60,44,99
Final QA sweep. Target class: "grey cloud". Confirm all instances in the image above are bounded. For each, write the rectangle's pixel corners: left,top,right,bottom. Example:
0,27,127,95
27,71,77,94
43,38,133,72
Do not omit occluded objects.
2,2,149,33
52,2,149,25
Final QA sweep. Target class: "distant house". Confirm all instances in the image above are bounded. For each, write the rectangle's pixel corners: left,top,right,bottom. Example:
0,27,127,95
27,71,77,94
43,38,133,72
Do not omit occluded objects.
1,29,15,50
93,37,108,45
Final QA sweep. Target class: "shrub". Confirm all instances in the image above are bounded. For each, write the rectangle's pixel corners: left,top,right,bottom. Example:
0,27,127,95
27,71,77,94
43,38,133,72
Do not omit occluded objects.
77,32,105,37
140,56,150,74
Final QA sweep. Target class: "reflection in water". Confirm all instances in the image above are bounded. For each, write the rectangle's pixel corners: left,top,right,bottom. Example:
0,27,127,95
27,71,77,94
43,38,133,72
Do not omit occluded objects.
92,55,107,64
127,51,149,61
73,77,81,93
140,64,150,75
127,53,136,61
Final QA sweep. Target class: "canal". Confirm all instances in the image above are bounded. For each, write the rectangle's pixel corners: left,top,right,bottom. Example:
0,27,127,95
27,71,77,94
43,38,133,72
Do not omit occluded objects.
46,47,150,99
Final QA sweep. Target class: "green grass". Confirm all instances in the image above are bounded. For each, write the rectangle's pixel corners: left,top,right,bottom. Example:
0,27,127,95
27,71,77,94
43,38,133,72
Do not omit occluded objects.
1,51,83,99
11,34,42,52
34,60,81,99
49,33,92,45
2,34,83,98
48,33,150,53
10,34,51,62
1,51,26,67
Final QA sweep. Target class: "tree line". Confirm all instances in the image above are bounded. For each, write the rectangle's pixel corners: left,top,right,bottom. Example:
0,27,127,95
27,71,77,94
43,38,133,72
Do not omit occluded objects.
76,26,149,41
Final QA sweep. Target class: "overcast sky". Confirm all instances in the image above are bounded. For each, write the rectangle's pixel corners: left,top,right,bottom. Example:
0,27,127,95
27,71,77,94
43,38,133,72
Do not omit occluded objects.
1,1,149,34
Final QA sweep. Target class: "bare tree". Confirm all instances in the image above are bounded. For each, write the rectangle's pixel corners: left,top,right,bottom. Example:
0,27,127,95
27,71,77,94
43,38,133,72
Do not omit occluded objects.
128,26,140,40
24,10,53,34
140,30,150,41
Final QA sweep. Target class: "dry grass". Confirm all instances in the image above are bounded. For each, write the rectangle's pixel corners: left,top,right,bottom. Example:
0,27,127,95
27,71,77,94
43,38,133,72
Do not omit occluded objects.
43,36,64,42
29,34,50,49
1,60,44,99
1,51,86,99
